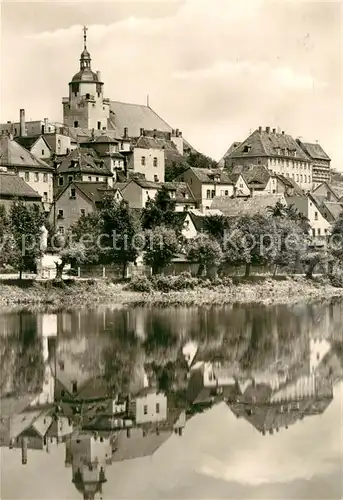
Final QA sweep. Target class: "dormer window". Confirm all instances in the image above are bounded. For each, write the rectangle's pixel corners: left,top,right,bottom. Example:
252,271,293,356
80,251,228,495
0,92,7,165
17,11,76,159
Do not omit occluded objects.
243,145,251,153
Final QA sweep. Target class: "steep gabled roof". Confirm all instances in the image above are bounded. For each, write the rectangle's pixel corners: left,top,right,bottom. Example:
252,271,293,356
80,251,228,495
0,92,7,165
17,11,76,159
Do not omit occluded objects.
227,129,309,161
56,148,112,176
218,141,241,165
0,136,53,170
188,167,234,185
162,181,196,203
297,141,331,161
0,172,42,199
321,202,343,221
15,135,52,152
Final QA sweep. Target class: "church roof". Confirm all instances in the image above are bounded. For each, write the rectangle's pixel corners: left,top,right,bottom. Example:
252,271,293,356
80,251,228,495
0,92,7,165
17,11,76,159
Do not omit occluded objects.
109,101,172,138
0,136,53,170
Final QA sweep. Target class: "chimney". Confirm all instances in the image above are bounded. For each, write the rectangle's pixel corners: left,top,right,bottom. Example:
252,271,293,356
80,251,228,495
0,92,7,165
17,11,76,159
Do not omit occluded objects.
153,128,157,138
124,127,128,138
265,126,270,133
96,70,101,81
172,129,175,135
140,128,144,136
175,128,179,137
272,128,276,134
258,126,262,133
168,132,172,140
19,109,26,136
91,128,95,141
178,427,183,436
44,118,49,134
179,130,182,137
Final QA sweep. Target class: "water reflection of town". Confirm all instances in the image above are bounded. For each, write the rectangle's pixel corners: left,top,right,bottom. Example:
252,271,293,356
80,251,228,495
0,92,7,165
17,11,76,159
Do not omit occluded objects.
0,305,342,500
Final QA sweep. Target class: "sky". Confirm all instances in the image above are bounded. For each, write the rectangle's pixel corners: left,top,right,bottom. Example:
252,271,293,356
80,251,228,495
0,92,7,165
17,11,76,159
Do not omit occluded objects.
0,0,342,167
1,383,342,499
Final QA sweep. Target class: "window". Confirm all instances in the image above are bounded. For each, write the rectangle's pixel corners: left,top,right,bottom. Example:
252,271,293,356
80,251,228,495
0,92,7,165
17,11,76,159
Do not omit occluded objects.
96,176,99,181
58,226,64,235
43,173,48,182
25,172,30,182
156,403,160,414
317,228,321,235
74,121,79,128
86,93,90,99
154,175,159,182
80,209,85,216
153,157,158,167
70,188,76,198
312,228,316,237
314,211,318,221
225,190,228,196
97,121,101,130
88,176,92,181
141,156,146,166
68,176,73,183
34,172,39,182
59,177,64,186
43,192,48,201
42,149,45,156
143,405,148,415
206,189,211,199
211,190,215,198
58,210,64,218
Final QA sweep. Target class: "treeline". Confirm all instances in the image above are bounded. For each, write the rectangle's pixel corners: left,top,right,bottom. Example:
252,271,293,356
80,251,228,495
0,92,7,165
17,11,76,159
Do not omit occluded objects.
1,192,343,285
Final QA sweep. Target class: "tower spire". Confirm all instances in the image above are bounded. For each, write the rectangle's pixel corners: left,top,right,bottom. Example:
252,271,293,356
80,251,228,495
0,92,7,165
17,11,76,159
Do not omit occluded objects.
83,25,88,50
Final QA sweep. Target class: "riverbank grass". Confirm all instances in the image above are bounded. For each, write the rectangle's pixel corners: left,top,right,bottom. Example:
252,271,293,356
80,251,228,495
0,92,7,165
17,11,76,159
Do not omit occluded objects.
1,275,343,309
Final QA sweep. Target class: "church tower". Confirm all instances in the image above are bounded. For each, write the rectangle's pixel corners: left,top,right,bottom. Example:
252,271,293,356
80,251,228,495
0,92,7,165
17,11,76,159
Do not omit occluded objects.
63,26,110,131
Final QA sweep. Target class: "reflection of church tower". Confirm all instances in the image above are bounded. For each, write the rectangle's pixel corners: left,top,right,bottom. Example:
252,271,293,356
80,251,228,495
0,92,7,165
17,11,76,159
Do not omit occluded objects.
62,26,110,131
66,432,112,500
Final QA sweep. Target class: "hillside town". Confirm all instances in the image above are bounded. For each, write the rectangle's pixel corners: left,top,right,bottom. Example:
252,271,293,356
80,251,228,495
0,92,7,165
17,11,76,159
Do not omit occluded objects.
1,27,343,286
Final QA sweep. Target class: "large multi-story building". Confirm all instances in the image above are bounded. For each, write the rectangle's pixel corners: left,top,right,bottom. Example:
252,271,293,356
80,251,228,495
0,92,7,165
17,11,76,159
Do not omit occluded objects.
224,126,313,191
296,140,331,188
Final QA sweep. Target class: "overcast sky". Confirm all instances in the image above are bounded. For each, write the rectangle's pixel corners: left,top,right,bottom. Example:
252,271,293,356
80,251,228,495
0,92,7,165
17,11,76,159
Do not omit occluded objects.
0,0,342,167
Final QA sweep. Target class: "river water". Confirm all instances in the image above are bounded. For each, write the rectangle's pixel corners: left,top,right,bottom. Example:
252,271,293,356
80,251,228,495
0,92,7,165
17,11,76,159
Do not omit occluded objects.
0,301,342,499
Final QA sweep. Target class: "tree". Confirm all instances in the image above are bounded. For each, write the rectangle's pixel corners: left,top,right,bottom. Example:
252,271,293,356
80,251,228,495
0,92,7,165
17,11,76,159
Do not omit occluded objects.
54,241,87,280
144,226,180,274
267,217,308,276
185,151,218,170
331,213,343,262
224,215,271,277
202,214,230,242
165,160,188,182
300,249,323,279
142,186,177,230
9,202,45,279
70,212,103,264
267,201,286,218
187,234,223,277
101,194,141,278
